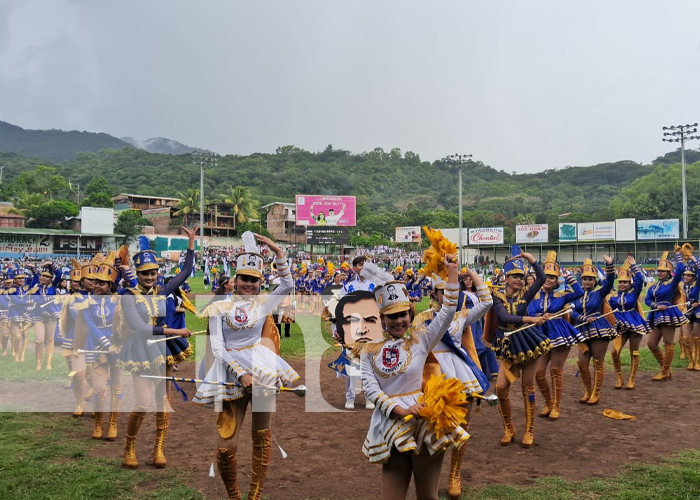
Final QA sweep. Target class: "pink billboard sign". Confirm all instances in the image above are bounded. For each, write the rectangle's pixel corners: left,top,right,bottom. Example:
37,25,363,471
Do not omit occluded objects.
295,195,356,226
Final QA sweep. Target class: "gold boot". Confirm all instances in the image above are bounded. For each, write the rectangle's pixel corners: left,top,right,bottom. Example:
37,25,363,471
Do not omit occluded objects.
578,361,592,403
549,367,563,420
587,359,605,405
12,335,21,362
153,410,170,469
626,351,640,389
649,346,664,369
92,390,107,439
19,331,28,362
45,340,54,370
521,385,536,448
34,342,43,371
611,350,624,389
106,385,122,442
694,338,700,371
1,333,9,356
652,343,674,381
536,372,552,418
217,447,242,500
72,372,87,418
124,407,146,469
496,386,515,446
679,335,687,360
688,337,696,371
248,429,272,500
447,440,468,499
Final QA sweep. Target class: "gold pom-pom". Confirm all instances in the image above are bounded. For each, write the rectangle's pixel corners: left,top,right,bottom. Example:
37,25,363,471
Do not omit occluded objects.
417,374,468,439
422,227,458,280
327,262,335,276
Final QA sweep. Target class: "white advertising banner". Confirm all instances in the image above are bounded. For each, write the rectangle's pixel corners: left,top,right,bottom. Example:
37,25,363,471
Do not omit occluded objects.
469,227,504,245
516,224,548,243
615,218,636,242
395,226,422,243
439,228,469,247
637,219,680,240
578,222,615,241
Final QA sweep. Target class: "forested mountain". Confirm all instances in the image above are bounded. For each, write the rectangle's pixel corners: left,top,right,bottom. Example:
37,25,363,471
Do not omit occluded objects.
119,136,201,155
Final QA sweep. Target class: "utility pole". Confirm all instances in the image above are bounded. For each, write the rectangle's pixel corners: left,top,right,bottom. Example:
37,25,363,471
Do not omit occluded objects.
446,153,472,267
662,123,699,239
193,151,219,266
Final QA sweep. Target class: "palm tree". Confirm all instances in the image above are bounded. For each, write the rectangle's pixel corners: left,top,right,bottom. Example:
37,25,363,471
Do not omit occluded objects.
218,186,260,224
173,188,203,226
10,191,46,216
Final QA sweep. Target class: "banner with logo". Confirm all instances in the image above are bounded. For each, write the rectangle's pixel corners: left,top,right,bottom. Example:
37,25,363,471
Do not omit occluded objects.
295,195,356,226
0,234,52,255
578,222,615,241
637,219,680,240
559,223,577,242
516,224,548,243
468,227,504,245
395,226,421,243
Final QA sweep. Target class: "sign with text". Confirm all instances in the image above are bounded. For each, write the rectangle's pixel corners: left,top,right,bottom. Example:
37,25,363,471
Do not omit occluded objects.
0,234,52,255
468,227,504,245
306,227,350,245
637,219,680,240
516,224,548,243
54,236,103,253
559,223,577,242
295,195,356,226
395,226,422,243
578,222,615,241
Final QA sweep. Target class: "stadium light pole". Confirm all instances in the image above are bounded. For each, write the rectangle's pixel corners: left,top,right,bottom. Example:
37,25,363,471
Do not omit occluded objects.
446,153,472,267
193,151,219,266
662,123,699,239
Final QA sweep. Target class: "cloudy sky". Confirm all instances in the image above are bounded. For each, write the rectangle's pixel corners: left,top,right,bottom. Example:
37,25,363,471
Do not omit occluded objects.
1,0,699,173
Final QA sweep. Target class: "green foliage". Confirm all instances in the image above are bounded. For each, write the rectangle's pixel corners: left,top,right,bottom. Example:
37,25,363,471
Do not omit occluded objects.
114,209,151,243
27,200,79,228
217,185,260,224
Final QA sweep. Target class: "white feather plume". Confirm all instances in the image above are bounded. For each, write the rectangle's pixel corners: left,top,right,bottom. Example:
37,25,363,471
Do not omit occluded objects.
360,261,394,287
241,231,259,254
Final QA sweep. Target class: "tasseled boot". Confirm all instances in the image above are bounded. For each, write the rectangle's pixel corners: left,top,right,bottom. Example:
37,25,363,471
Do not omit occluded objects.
34,342,44,371
611,350,624,389
45,340,54,370
521,385,536,448
217,447,242,500
72,371,87,418
124,407,146,469
106,384,122,442
652,343,674,381
549,367,563,420
248,429,272,500
587,359,605,405
649,346,664,369
496,386,515,446
153,397,170,469
626,351,640,389
536,372,552,418
92,391,107,440
447,438,468,499
577,361,592,403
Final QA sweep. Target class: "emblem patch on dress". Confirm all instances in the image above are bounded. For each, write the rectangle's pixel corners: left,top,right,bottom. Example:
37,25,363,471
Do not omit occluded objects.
234,306,249,324
382,347,400,369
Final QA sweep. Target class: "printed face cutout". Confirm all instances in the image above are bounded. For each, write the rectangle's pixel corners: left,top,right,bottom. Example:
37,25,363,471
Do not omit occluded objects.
335,293,383,345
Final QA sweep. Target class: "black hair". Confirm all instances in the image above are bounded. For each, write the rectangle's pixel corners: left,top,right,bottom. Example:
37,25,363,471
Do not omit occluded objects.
352,255,368,267
334,291,375,344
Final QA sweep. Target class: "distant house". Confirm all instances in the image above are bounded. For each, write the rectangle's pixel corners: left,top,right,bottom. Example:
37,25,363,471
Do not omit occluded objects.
262,202,305,243
112,193,181,234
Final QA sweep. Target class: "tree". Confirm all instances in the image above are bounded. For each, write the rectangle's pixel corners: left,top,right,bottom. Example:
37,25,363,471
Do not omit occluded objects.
173,188,202,226
114,209,151,244
28,200,79,228
217,186,260,224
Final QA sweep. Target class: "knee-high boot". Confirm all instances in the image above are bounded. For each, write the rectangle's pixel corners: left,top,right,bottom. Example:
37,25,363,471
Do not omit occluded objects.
106,384,122,442
447,434,468,500
694,338,700,371
248,429,272,500
577,361,592,403
34,342,44,371
19,331,28,362
679,334,687,360
521,385,536,448
92,391,107,440
611,350,624,389
496,386,515,446
652,343,674,381
536,372,552,418
45,340,54,370
12,335,21,362
217,447,242,500
1,332,9,356
587,359,605,405
649,345,664,369
549,367,563,420
153,397,169,469
688,337,696,371
626,351,640,389
124,407,146,469
72,371,87,417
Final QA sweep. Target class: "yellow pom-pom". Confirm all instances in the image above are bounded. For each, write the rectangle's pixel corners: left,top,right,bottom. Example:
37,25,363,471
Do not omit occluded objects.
422,227,458,280
417,374,468,439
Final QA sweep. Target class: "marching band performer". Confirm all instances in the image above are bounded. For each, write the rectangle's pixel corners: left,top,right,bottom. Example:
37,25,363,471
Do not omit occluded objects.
0,274,13,357
571,256,615,405
679,248,700,371
608,256,651,389
529,252,584,420
645,250,687,382
7,268,31,363
117,228,196,469
357,255,467,500
27,262,62,371
193,232,299,500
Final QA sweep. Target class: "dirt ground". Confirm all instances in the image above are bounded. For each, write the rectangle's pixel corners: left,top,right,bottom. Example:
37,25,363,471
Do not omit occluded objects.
74,347,700,500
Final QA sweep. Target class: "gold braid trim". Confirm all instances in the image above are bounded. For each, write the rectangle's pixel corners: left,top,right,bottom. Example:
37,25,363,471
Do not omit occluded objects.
116,355,166,373
167,344,193,364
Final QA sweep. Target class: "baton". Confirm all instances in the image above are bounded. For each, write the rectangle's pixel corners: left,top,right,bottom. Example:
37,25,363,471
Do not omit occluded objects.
504,306,573,338
138,375,307,397
146,330,206,345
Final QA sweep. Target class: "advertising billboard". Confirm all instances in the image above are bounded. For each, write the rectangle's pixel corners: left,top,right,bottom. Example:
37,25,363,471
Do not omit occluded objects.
468,227,504,245
395,226,422,243
306,227,350,245
578,222,615,241
81,207,114,235
615,218,636,242
295,195,356,226
516,224,548,243
559,223,577,242
637,219,680,240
